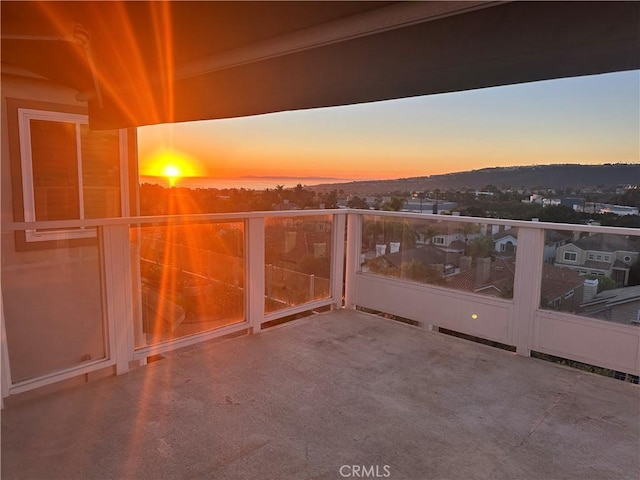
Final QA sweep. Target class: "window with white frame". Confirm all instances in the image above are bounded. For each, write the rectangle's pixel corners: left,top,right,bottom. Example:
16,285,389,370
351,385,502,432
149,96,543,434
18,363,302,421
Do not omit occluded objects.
433,237,445,245
563,251,578,262
17,108,127,242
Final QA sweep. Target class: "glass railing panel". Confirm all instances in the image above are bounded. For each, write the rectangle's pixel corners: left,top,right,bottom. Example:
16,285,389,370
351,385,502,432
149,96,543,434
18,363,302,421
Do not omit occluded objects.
265,215,333,313
540,229,640,324
360,215,516,299
1,233,106,382
134,220,245,348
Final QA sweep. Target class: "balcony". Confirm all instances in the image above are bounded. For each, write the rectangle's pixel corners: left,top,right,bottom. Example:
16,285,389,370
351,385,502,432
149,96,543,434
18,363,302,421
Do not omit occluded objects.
2,210,639,479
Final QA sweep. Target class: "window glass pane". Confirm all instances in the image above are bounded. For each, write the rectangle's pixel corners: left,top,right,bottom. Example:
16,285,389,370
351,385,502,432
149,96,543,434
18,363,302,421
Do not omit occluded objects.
265,215,333,313
80,125,121,218
136,221,245,348
29,119,79,221
1,242,106,382
541,229,640,321
361,215,516,299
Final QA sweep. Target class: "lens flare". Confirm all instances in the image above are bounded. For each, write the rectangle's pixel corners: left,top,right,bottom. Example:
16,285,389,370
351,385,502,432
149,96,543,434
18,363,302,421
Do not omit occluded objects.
141,147,203,186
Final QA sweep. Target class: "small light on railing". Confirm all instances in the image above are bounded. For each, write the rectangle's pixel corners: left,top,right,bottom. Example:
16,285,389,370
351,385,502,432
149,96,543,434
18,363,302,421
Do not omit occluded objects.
471,313,478,320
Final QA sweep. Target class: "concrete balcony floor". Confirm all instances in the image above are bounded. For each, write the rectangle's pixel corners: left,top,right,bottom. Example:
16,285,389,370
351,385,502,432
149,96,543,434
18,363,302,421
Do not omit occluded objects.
2,309,639,480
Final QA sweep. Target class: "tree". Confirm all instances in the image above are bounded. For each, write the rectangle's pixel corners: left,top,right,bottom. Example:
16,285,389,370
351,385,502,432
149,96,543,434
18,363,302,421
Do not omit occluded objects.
609,188,640,208
422,224,439,245
584,274,617,292
539,205,581,224
468,236,493,259
381,195,405,211
366,257,399,277
347,196,369,209
363,219,383,250
391,221,417,249
322,190,339,209
457,222,480,244
400,259,445,285
460,205,485,217
274,184,285,204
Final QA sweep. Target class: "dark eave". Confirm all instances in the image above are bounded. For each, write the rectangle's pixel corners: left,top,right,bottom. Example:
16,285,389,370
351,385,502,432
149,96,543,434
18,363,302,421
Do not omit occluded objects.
2,1,639,130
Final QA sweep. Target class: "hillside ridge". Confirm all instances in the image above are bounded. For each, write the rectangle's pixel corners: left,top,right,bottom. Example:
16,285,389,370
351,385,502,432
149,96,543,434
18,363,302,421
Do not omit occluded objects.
312,164,639,194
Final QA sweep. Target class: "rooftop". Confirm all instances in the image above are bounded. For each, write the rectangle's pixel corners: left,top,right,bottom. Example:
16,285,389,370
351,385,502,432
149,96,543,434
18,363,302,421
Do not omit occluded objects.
2,310,638,480
571,233,639,253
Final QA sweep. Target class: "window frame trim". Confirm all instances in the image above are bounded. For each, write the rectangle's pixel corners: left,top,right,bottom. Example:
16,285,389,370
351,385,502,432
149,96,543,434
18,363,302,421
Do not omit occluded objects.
15,107,128,244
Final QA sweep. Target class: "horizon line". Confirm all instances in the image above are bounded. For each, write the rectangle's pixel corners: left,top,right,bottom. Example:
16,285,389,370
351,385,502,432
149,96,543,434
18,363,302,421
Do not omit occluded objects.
138,162,636,186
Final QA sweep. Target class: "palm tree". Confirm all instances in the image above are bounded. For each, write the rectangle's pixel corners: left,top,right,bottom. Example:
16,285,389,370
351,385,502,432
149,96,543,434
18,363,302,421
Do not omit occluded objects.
458,222,480,245
275,184,284,206
363,219,383,250
422,224,439,245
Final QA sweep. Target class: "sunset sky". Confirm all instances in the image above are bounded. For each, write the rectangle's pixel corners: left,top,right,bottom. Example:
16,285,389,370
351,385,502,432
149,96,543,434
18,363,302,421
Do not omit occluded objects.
138,70,639,184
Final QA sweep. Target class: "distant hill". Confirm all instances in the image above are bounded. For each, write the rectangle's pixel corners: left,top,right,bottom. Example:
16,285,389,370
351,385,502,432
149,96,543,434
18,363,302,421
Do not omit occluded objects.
311,164,639,194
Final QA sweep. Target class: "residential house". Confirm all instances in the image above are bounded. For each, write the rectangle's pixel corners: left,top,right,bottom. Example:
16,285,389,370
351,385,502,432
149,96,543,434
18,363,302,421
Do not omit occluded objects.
446,256,515,298
599,205,639,216
543,230,572,263
404,200,457,215
1,70,138,384
493,229,518,254
540,264,587,312
560,196,585,211
555,233,639,287
446,256,585,311
418,222,481,253
365,245,461,278
580,285,640,326
488,228,571,262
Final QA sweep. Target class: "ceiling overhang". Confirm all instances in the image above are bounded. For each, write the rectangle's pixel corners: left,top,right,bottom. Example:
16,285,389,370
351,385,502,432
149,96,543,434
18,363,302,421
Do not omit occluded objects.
2,1,639,130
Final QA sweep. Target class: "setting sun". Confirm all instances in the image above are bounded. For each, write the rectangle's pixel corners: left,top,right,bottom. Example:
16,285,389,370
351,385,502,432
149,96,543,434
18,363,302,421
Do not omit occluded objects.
163,164,181,186
140,147,204,186
163,165,181,178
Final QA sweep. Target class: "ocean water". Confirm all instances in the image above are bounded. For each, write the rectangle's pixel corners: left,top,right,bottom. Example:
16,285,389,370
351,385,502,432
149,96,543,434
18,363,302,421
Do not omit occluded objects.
140,175,356,190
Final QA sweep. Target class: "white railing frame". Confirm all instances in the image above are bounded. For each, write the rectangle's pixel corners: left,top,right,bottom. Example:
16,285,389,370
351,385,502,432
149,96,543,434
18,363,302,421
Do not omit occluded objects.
1,210,346,396
2,209,639,398
511,226,545,356
331,213,348,310
246,217,266,333
343,210,640,375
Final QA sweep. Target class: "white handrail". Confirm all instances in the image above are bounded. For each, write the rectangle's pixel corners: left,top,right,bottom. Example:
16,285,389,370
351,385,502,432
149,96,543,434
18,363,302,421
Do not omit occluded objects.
3,209,638,236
